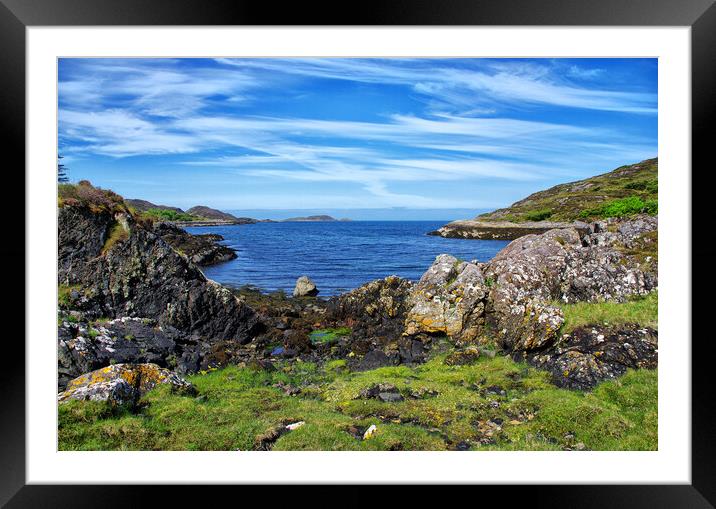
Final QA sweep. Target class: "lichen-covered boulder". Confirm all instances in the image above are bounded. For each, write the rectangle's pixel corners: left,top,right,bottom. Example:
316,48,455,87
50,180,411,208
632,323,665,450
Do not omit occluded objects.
520,324,658,390
58,363,196,406
404,255,488,342
293,276,318,297
484,229,579,351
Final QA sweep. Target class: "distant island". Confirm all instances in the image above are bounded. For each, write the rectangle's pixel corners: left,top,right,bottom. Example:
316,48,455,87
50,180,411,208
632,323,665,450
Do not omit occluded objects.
281,215,349,222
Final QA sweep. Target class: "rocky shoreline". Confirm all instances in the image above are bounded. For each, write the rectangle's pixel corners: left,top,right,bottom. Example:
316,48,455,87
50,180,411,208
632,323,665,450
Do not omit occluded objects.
57,183,658,398
428,219,591,241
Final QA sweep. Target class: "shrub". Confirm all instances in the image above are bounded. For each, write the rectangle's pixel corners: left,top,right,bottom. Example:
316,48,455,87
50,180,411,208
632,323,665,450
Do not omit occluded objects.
579,196,657,219
525,209,553,221
142,208,199,222
58,181,127,213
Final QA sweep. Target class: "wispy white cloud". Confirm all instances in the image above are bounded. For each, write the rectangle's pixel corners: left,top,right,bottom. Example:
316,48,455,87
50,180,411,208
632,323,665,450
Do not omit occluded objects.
214,58,656,114
58,58,657,209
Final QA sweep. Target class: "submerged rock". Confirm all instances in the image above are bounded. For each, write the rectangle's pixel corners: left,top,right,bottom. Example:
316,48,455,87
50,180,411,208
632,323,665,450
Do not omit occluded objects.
58,363,195,406
293,276,318,297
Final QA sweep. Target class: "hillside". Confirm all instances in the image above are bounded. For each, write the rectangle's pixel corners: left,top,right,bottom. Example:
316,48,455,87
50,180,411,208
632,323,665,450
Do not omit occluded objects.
125,198,184,214
431,158,657,240
480,158,658,223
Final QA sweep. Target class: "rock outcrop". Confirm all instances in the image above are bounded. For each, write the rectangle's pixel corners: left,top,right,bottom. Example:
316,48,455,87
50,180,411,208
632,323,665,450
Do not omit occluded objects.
58,204,260,343
153,222,237,266
58,363,195,406
326,276,430,368
517,324,658,390
429,219,589,241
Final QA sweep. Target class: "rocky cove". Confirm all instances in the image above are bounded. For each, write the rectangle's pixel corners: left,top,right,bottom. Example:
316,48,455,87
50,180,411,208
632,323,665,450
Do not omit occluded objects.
57,181,658,451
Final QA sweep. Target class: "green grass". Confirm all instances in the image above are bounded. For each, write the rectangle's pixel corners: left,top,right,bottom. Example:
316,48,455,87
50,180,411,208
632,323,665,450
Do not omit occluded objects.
559,291,658,332
59,351,657,451
525,209,553,221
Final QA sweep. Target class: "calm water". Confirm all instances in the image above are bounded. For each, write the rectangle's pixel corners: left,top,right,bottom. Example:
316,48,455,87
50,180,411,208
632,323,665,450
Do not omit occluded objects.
186,221,509,297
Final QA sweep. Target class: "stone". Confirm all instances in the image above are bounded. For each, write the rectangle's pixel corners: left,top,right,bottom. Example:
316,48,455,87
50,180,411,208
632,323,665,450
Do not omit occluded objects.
363,424,378,440
293,276,318,297
359,383,403,401
58,363,195,406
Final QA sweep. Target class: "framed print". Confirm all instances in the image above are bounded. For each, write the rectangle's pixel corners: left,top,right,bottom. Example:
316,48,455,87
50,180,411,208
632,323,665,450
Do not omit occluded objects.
3,0,714,505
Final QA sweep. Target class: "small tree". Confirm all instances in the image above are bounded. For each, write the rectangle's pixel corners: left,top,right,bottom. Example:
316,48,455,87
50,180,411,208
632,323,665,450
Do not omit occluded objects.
58,155,69,183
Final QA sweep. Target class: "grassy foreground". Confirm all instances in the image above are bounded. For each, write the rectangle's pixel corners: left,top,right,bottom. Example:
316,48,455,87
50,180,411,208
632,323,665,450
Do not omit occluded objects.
560,292,658,332
59,352,657,451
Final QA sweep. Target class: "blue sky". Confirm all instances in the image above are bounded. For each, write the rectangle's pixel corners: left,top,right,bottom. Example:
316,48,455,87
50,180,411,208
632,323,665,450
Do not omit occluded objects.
58,58,657,220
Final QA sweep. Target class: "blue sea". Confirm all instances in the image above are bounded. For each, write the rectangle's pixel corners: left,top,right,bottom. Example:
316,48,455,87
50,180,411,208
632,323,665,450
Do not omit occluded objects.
186,221,509,297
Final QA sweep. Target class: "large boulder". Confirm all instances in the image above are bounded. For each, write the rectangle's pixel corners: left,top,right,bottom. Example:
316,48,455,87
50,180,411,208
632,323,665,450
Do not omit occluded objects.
404,254,488,342
293,276,318,297
484,228,580,352
58,205,260,343
58,363,195,406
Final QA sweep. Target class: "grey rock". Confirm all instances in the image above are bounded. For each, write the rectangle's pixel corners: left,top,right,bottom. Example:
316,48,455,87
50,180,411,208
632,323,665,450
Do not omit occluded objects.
293,276,318,297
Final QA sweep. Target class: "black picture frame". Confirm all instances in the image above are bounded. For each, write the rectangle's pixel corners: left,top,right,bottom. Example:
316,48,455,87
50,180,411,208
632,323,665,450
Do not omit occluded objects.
2,0,713,505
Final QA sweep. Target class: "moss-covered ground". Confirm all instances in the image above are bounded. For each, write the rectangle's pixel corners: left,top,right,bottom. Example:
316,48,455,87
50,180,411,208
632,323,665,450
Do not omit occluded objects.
59,350,657,451
559,291,658,332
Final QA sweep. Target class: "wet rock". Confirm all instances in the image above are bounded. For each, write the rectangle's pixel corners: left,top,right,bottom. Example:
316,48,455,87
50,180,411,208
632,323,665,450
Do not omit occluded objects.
404,254,488,342
293,276,318,297
58,363,195,406
521,324,658,390
444,346,481,366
